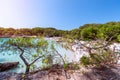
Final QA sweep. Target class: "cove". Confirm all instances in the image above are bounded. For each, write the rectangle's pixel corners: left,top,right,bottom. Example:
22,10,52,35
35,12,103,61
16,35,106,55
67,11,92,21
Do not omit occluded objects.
0,38,76,73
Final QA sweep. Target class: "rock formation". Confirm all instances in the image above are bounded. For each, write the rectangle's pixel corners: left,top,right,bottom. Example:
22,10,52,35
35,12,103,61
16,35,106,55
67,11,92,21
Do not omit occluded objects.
0,62,19,72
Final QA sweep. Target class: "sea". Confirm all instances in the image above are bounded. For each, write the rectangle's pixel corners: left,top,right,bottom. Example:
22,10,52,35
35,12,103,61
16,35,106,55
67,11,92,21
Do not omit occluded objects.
0,38,75,73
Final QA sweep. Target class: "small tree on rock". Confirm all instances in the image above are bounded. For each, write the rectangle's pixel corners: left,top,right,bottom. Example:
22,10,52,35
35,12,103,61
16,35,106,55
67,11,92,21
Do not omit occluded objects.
0,37,50,74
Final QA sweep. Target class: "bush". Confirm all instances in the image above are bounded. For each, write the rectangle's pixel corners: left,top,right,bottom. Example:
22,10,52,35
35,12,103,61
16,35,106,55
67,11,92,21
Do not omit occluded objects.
81,27,98,40
117,35,120,42
80,56,91,66
80,48,119,67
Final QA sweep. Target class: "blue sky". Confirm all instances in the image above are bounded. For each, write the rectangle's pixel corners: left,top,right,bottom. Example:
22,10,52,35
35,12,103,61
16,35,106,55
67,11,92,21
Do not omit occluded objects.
0,0,120,30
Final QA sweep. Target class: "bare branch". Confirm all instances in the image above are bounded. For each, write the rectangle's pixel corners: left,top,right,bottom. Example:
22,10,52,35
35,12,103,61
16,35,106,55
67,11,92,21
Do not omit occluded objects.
54,49,71,79
79,35,114,51
17,46,29,66
29,55,44,66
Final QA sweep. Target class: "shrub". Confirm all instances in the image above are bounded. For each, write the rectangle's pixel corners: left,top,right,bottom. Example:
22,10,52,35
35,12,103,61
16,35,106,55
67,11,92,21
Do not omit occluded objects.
80,56,91,66
80,48,119,67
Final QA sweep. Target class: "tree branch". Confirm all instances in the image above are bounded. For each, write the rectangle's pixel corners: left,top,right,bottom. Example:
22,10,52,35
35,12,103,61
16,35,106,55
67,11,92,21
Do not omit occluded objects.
29,55,44,66
54,49,71,79
79,35,114,50
17,46,29,66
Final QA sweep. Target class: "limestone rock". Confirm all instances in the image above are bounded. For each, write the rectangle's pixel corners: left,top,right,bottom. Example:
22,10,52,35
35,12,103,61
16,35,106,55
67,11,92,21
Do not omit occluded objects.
0,62,19,72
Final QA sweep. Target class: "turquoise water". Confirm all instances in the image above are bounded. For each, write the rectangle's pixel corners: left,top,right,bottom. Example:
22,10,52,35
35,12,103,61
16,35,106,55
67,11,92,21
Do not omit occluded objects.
0,38,74,73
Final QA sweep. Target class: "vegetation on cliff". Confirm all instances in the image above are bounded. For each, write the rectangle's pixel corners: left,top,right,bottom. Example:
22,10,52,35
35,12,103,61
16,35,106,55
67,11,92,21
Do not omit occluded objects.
1,21,120,42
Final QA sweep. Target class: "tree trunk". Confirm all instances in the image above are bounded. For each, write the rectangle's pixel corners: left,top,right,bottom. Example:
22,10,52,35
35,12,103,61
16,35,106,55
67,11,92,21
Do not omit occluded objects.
22,65,30,80
17,46,30,74
25,65,30,74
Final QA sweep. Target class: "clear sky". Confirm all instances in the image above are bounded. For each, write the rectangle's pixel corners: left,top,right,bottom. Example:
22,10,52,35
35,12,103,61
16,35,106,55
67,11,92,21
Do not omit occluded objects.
0,0,120,30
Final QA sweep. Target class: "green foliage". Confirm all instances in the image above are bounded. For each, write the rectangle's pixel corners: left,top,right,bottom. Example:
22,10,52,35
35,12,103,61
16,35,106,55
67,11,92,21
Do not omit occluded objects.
30,64,37,72
74,63,79,69
79,22,120,41
0,21,120,42
63,62,80,70
6,37,33,47
80,56,90,66
32,53,38,58
80,48,119,67
69,29,81,39
63,62,68,69
97,25,120,40
117,35,120,42
81,27,98,40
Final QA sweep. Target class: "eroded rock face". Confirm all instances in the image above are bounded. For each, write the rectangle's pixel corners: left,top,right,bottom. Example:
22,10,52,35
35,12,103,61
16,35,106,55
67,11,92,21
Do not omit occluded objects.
0,62,19,72
0,65,120,80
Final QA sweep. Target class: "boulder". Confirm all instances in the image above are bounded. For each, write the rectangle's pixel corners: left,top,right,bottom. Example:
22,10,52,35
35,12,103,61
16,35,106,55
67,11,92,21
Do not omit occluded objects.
0,62,19,72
